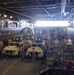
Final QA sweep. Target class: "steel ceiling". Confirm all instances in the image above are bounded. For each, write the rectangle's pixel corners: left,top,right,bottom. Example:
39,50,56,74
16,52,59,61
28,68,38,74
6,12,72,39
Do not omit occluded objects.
0,0,74,20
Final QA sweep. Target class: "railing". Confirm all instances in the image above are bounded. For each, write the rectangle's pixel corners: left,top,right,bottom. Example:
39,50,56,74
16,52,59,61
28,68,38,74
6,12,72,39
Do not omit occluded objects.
38,68,74,75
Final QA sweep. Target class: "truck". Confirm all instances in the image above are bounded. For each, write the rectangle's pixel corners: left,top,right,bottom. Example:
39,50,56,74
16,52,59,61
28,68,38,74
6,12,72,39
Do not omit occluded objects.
2,35,27,56
26,43,44,58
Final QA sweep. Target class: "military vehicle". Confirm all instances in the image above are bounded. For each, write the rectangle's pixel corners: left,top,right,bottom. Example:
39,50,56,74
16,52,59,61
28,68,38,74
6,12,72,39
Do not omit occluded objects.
26,43,44,58
2,40,25,56
64,39,73,53
2,35,27,56
63,39,74,69
34,37,46,47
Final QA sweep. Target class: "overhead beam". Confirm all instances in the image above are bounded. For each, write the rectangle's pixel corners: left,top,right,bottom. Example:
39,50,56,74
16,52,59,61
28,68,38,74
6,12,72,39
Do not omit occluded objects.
67,8,74,20
35,0,51,17
13,0,23,6
13,0,41,19
3,3,60,9
12,7,57,10
6,2,74,9
0,1,33,4
61,0,67,15
0,7,35,19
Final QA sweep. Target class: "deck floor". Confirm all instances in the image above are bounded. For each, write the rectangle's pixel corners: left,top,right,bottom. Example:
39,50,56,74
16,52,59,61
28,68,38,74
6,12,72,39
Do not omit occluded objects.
0,57,46,75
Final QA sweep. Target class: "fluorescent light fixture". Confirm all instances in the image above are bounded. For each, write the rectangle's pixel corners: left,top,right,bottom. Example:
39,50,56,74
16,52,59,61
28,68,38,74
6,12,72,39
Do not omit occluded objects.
10,16,13,18
4,14,7,17
35,21,69,27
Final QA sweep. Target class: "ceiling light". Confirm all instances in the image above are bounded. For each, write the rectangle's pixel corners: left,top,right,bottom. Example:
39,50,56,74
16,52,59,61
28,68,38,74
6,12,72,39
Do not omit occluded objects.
4,15,7,17
10,16,13,18
63,13,67,16
63,12,69,16
35,21,69,27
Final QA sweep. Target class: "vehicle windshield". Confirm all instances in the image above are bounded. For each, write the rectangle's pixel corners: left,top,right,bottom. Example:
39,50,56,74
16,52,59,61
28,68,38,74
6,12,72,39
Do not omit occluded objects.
38,44,42,48
32,44,37,47
15,43,20,47
26,37,32,40
25,38,28,40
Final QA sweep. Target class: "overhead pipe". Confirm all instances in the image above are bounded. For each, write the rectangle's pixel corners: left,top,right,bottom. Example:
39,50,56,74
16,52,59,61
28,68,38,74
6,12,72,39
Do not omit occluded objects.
13,0,41,19
68,8,74,20
13,0,23,6
35,0,52,17
0,7,35,19
6,2,72,9
7,3,61,9
12,7,57,10
61,0,67,15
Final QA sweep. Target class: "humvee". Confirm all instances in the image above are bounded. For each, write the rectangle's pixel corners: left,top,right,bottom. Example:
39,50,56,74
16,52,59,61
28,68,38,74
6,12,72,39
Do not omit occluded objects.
26,43,44,58
2,35,26,56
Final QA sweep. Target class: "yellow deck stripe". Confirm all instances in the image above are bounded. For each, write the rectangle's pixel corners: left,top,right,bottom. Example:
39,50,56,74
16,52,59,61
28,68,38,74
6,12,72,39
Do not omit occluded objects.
2,59,20,75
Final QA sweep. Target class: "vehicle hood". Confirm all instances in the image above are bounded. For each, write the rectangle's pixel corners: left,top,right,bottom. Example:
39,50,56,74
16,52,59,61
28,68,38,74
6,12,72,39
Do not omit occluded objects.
27,47,43,52
4,46,18,50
